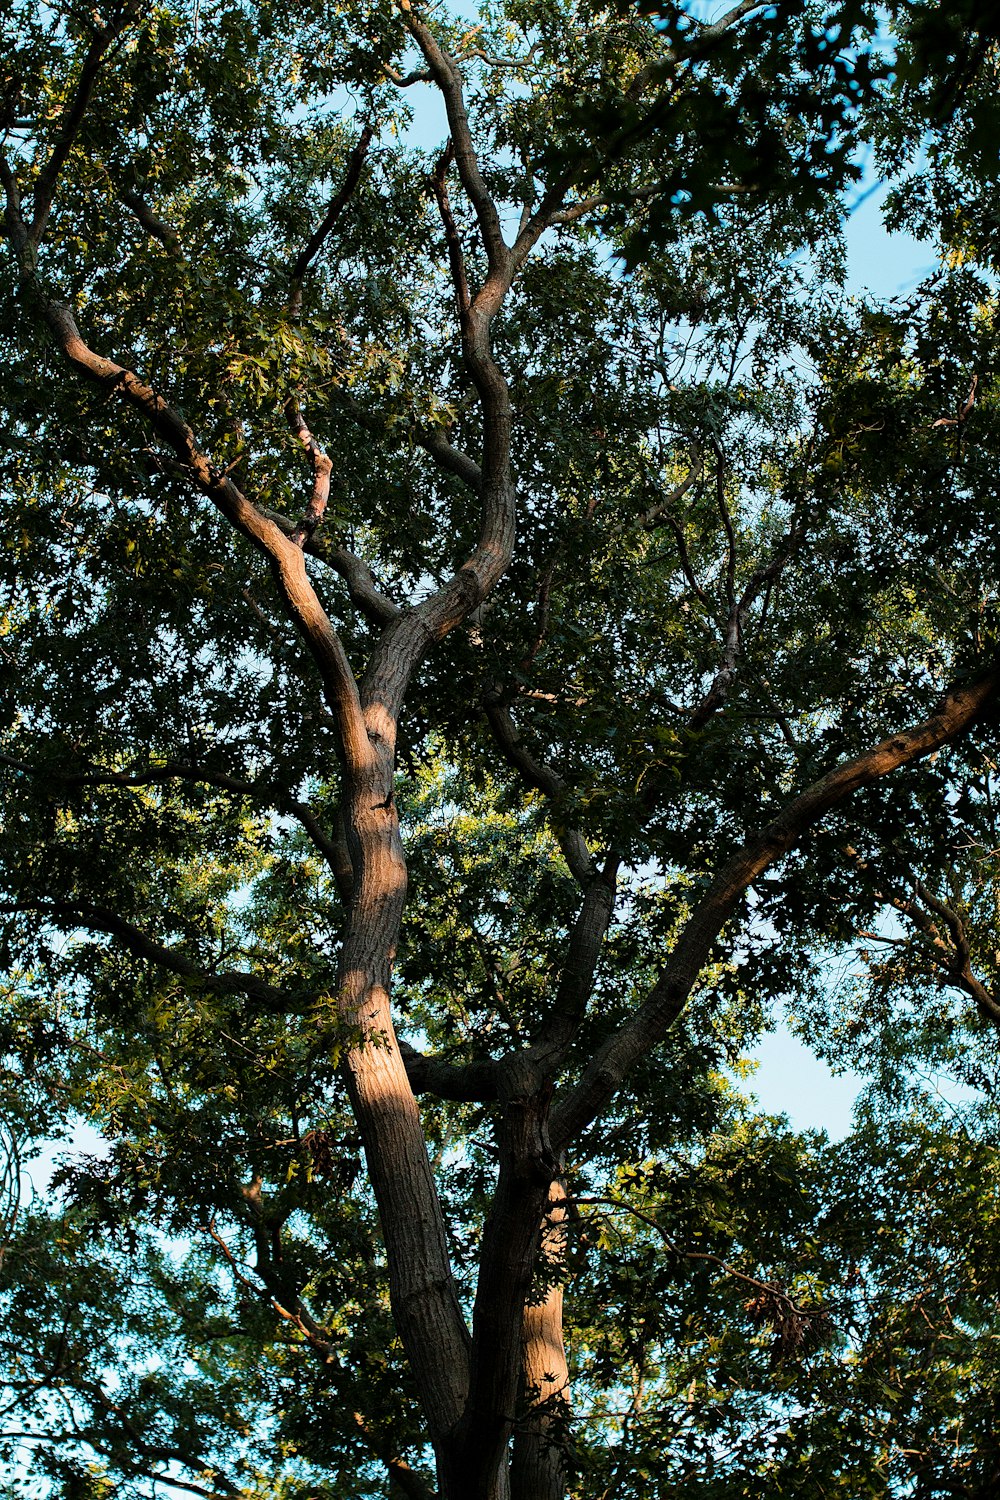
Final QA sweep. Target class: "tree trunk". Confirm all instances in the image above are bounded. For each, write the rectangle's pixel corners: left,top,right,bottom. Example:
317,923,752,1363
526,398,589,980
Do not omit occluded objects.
337,761,473,1463
511,1179,572,1500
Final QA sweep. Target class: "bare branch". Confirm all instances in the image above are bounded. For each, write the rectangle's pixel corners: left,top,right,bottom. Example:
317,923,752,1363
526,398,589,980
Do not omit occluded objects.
700,0,767,39
285,400,334,547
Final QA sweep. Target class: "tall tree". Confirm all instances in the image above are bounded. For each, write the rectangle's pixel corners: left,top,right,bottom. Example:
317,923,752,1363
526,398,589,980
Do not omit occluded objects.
1,1,999,1496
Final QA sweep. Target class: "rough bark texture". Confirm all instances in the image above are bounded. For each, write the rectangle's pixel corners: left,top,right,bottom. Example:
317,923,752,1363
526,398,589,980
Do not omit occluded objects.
511,1180,572,1500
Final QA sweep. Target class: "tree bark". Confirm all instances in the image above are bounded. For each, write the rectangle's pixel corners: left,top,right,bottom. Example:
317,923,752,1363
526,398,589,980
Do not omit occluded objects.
511,1179,572,1500
336,758,473,1459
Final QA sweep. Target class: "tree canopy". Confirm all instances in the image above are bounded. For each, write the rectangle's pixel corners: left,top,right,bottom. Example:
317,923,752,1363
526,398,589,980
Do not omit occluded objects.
2,1,1000,1497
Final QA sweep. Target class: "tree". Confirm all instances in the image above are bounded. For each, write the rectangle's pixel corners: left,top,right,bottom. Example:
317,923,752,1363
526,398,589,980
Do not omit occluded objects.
2,1,1000,1496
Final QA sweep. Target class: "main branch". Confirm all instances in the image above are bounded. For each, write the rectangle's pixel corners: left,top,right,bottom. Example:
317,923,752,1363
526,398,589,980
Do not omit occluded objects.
551,666,1000,1148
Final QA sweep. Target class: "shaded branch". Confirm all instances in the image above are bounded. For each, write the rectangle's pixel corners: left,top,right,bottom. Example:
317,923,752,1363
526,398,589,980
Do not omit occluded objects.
688,509,807,732
399,1041,499,1101
576,1193,825,1328
550,663,1000,1149
483,690,595,884
431,139,472,320
351,1411,437,1500
333,390,482,494
288,123,374,319
0,898,300,1011
119,187,182,253
259,505,402,628
845,846,1000,1026
510,855,621,1084
400,3,508,275
29,4,142,248
0,751,348,888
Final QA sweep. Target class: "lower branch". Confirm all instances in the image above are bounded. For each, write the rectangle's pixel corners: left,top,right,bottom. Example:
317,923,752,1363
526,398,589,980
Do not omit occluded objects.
550,664,1000,1149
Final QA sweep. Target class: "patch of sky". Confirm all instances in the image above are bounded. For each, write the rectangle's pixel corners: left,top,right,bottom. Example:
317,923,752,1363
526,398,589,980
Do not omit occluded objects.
19,1117,109,1203
746,1026,862,1139
843,170,937,299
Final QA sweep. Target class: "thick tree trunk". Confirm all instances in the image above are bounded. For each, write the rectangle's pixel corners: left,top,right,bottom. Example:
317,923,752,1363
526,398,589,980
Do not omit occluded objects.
511,1180,572,1500
436,1086,558,1499
337,761,472,1462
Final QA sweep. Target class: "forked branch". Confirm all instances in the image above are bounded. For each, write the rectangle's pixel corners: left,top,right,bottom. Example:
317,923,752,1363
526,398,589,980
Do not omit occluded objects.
400,2,509,276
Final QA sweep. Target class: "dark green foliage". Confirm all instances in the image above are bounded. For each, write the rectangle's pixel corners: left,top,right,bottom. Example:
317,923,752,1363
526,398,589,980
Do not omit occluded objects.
2,0,1000,1496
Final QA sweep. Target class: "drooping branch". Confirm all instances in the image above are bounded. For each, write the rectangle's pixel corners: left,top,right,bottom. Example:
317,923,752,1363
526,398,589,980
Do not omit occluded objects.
0,899,301,1011
119,187,182,254
205,1217,341,1360
56,1385,241,1500
844,846,1000,1026
576,1193,827,1338
0,750,348,890
550,663,1000,1149
482,691,595,884
333,390,483,494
